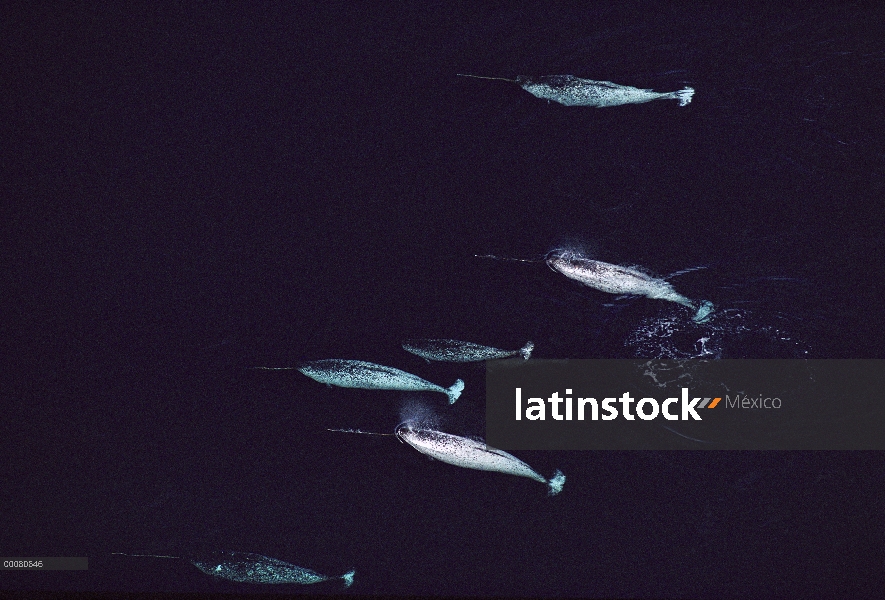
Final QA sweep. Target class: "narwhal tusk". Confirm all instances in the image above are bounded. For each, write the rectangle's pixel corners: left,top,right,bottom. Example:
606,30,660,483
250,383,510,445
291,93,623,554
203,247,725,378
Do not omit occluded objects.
112,553,181,559
474,254,543,263
456,73,519,83
327,428,395,436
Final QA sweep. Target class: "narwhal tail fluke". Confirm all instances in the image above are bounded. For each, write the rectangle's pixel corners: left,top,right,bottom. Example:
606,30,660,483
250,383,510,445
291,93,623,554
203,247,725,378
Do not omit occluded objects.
456,73,519,83
519,341,535,360
446,379,465,404
673,86,695,106
340,570,356,588
547,469,566,496
692,300,715,323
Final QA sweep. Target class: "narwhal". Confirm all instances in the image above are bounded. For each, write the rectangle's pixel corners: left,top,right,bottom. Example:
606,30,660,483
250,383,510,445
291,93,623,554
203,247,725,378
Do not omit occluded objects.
297,359,465,404
402,339,534,362
396,422,566,496
457,73,694,107
546,250,714,322
330,423,565,495
112,551,355,587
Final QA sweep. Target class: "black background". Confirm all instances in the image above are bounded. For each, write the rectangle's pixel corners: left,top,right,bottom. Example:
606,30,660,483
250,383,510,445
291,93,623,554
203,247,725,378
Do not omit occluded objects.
3,2,884,597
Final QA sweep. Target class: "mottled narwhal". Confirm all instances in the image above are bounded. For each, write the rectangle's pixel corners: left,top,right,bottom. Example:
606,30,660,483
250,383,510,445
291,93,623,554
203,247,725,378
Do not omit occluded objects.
458,73,694,107
298,359,465,404
191,551,354,586
112,551,355,587
396,422,566,496
546,250,714,322
402,339,534,362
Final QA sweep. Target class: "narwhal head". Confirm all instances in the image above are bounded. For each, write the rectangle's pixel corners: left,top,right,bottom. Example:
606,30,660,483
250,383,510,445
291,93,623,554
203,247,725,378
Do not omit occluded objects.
395,421,441,448
395,421,416,443
544,249,564,271
545,249,588,276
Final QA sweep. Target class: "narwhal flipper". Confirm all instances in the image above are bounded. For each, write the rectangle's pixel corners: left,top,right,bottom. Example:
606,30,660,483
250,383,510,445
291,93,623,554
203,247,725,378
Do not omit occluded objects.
664,265,709,280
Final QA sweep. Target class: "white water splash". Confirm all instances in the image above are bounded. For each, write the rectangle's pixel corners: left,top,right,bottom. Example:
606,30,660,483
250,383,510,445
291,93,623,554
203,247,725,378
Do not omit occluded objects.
625,308,811,360
399,395,444,430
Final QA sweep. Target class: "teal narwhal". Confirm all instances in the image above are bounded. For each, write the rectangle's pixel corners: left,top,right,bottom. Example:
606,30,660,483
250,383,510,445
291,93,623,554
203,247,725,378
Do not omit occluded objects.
402,339,534,362
546,250,714,323
112,551,355,587
298,359,465,403
458,73,694,107
191,551,354,586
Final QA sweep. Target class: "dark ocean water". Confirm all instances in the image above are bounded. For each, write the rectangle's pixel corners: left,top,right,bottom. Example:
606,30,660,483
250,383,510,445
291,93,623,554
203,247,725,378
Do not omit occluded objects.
3,3,885,598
